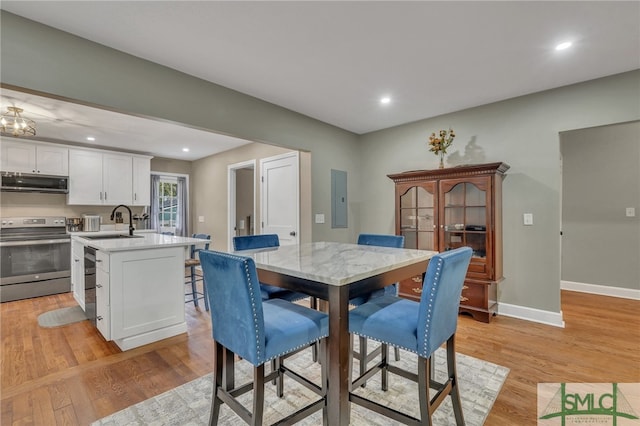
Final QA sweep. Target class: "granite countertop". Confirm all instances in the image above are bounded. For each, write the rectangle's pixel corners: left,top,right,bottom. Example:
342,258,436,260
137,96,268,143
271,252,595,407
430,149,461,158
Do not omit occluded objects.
71,232,207,252
242,242,436,286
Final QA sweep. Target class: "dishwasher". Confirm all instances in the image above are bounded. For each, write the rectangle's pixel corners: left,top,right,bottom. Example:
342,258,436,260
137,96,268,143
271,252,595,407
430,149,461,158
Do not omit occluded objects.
83,246,97,326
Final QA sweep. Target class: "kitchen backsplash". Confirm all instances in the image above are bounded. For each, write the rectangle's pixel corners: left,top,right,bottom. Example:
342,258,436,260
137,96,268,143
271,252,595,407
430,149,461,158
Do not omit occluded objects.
0,192,147,224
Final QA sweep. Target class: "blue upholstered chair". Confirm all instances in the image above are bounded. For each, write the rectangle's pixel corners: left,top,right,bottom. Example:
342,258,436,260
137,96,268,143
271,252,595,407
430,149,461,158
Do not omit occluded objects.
351,234,404,380
185,233,210,311
199,250,328,425
348,246,473,425
233,234,314,304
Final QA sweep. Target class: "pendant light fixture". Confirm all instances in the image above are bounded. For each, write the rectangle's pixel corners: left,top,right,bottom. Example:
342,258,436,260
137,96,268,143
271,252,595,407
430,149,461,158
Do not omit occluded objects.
0,106,36,137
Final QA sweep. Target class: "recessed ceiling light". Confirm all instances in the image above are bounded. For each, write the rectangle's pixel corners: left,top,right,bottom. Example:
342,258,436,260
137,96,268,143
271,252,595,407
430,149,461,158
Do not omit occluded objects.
380,97,391,105
86,136,95,141
555,41,572,51
182,148,190,152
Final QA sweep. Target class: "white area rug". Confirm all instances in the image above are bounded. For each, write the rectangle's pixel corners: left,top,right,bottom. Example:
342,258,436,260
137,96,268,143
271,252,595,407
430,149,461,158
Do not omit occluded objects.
93,342,508,425
37,306,87,328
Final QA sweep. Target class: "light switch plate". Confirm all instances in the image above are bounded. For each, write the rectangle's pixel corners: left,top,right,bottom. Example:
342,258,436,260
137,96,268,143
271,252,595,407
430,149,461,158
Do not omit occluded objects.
626,207,636,217
315,213,325,224
523,213,533,225
198,216,205,223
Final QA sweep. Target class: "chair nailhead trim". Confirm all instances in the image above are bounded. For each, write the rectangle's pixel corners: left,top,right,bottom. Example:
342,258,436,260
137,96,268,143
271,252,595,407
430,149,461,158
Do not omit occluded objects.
421,257,443,357
243,259,263,360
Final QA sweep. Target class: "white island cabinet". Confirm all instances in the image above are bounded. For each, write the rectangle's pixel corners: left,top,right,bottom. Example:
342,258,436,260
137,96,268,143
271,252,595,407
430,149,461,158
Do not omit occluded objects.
72,233,207,351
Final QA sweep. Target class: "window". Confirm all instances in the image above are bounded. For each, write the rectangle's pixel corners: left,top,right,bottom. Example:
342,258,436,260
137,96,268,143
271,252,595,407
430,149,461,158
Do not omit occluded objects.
151,173,188,236
157,177,178,234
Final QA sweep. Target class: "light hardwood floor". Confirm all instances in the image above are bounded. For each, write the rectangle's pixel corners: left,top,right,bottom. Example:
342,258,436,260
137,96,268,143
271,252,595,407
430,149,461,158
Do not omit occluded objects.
1,290,639,425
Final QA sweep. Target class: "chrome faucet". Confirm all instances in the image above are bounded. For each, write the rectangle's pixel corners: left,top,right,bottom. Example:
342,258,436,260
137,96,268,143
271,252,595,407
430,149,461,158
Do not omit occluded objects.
110,205,134,236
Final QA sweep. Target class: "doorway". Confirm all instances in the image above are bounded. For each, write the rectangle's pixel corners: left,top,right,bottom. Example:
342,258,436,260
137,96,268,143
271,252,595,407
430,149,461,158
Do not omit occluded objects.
227,160,256,250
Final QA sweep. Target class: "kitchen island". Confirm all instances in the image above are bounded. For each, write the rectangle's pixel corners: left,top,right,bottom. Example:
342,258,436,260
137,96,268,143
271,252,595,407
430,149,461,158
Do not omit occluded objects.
71,232,207,351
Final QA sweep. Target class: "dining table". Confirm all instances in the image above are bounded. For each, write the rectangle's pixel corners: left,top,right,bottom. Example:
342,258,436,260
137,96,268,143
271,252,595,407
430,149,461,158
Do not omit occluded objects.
237,241,436,425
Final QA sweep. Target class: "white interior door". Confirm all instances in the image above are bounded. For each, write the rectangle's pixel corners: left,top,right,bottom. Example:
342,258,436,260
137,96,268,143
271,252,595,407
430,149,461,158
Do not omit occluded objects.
260,152,299,245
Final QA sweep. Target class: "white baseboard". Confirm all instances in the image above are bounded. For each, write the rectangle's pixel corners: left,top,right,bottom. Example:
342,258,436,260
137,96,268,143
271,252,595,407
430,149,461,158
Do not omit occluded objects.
497,303,565,328
561,280,640,300
113,322,188,351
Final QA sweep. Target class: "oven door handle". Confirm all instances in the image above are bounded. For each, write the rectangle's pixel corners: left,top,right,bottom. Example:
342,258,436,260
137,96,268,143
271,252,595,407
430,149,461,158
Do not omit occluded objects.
0,239,71,247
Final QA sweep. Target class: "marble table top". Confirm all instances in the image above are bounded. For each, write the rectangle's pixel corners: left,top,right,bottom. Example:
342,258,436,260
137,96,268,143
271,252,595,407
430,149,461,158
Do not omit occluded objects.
238,241,436,286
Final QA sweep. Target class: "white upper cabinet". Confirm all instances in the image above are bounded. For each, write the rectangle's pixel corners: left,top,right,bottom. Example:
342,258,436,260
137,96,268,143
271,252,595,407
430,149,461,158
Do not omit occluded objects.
103,152,134,205
132,156,151,206
68,149,148,206
1,139,69,176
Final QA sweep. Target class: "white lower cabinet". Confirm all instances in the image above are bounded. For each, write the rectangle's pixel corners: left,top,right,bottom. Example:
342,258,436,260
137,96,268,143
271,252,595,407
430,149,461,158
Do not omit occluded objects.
96,250,111,340
71,240,85,309
94,247,185,348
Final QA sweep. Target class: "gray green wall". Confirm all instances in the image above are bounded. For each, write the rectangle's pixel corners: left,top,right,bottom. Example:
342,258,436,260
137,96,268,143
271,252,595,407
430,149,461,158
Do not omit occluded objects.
358,71,640,313
0,11,360,245
2,11,639,317
560,122,640,290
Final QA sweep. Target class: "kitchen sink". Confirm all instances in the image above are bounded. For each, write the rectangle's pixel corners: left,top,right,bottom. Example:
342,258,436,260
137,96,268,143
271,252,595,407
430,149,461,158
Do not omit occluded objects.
81,234,144,240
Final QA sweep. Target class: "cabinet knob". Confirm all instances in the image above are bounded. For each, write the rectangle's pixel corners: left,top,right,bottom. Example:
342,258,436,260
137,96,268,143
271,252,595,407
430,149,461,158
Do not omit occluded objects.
460,296,469,302
74,259,79,262
462,285,469,290
412,287,422,294
411,276,421,283
96,259,103,263
96,284,102,288
97,316,103,321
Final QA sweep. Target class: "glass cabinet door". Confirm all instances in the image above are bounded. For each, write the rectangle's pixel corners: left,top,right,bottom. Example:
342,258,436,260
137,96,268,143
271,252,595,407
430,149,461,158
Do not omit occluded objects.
399,183,436,250
440,177,490,277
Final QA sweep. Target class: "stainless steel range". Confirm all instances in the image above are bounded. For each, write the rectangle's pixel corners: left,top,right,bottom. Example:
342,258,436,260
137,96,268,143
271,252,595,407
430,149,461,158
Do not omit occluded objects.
0,216,71,302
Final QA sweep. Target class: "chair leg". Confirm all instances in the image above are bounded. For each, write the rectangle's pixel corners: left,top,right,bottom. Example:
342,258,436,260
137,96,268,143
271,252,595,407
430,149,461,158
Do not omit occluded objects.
209,341,224,425
359,336,367,388
223,347,235,391
252,364,265,426
447,336,465,426
202,276,210,311
190,265,199,307
381,343,389,392
418,356,433,426
320,339,329,426
274,358,282,394
348,334,355,392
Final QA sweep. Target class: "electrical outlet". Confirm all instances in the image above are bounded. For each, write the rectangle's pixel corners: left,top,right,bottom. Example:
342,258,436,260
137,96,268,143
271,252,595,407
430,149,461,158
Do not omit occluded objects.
315,214,325,224
523,213,533,226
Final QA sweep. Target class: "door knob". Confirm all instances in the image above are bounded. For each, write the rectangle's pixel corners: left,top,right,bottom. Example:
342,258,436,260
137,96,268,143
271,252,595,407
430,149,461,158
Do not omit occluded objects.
289,231,296,236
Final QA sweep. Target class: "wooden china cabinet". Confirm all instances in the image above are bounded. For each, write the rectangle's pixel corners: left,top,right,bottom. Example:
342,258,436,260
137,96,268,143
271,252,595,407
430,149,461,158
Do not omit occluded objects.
388,162,509,322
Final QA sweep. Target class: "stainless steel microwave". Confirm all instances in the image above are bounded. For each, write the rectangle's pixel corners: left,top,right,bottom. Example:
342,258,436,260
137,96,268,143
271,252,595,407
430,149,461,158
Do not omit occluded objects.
1,173,69,193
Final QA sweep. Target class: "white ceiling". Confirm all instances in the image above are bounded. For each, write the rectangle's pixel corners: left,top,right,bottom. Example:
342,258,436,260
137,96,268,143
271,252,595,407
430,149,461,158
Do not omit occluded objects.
1,1,639,160
0,88,251,161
